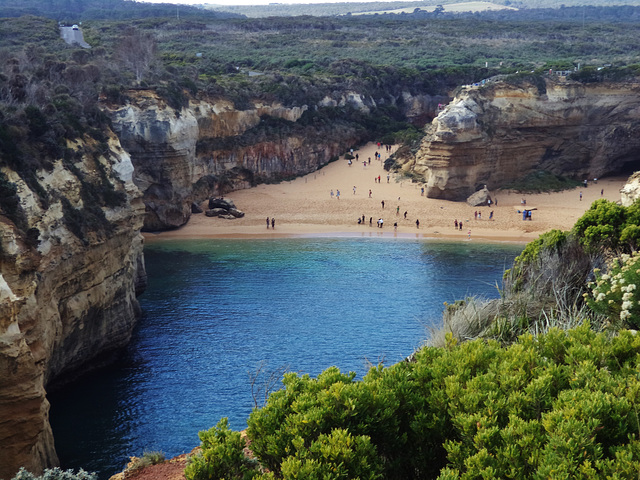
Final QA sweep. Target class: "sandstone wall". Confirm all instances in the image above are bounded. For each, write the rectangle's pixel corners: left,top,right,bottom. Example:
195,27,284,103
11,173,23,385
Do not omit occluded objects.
411,78,640,200
0,135,146,479
107,90,442,231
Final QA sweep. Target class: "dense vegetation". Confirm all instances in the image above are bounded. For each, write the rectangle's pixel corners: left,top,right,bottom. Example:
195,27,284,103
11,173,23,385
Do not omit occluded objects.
0,0,241,21
186,326,640,480
181,200,640,480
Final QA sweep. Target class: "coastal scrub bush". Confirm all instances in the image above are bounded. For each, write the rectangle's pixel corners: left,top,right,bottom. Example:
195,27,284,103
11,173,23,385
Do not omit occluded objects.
278,429,383,480
573,199,628,250
237,326,640,479
10,468,96,480
185,418,259,480
586,252,640,329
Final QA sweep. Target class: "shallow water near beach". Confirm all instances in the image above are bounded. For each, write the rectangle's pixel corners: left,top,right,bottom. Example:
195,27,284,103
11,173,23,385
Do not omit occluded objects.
49,238,522,478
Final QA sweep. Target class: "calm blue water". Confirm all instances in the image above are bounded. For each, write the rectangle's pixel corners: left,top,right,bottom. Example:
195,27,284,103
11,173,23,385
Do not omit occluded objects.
49,238,522,478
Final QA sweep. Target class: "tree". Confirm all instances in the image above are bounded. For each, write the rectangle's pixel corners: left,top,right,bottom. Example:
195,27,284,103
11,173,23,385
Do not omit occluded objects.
115,27,156,85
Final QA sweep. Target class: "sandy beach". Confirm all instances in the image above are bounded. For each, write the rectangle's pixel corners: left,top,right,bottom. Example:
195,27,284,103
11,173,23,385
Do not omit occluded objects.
143,142,627,244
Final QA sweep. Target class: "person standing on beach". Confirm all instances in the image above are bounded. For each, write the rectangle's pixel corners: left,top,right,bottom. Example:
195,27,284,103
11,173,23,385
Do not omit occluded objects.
336,189,340,199
396,206,400,215
353,186,356,195
416,219,420,228
580,191,583,201
404,211,408,219
271,218,275,229
381,200,385,209
387,174,390,183
266,217,270,229
468,230,471,239
369,189,372,198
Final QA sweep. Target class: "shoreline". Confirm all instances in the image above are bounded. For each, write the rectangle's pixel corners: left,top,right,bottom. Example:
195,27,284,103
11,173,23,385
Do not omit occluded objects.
142,142,628,245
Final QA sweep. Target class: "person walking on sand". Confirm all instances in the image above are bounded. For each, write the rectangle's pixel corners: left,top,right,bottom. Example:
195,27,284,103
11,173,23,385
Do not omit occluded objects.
468,230,471,239
381,200,385,209
404,211,408,219
416,219,420,228
580,191,583,201
271,218,275,229
387,174,390,183
489,211,494,220
336,189,340,200
369,189,372,198
353,185,356,195
266,217,270,229
330,189,334,198
396,206,400,215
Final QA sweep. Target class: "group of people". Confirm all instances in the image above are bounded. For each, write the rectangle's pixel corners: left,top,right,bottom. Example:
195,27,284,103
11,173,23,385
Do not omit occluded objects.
356,214,420,230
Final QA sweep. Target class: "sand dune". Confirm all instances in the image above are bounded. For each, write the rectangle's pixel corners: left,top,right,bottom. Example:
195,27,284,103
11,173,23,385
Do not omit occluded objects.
144,142,627,244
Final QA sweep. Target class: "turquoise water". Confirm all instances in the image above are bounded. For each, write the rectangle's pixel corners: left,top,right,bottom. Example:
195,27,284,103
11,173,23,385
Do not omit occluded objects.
49,238,522,478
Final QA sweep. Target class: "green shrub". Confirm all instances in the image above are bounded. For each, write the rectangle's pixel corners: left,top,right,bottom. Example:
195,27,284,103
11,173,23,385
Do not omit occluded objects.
279,429,383,480
185,418,259,480
501,170,581,193
240,326,640,479
573,199,627,250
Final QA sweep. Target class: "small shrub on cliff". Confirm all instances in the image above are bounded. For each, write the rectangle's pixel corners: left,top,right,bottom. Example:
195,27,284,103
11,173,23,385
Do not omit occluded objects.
124,451,165,478
10,468,96,480
185,418,260,480
573,199,630,251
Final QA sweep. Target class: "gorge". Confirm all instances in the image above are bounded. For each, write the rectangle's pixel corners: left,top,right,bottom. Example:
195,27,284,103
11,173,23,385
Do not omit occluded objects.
2,73,640,478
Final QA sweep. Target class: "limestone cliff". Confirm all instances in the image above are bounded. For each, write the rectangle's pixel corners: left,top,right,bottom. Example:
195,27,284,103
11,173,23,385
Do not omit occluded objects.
106,90,442,231
0,134,146,479
411,77,640,200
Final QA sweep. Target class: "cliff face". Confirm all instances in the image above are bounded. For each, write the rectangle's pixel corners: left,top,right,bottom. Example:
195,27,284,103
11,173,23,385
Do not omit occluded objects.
107,90,441,231
0,135,146,479
411,78,640,200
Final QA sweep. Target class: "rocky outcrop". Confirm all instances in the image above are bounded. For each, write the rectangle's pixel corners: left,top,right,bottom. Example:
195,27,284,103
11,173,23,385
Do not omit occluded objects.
410,77,640,200
0,135,146,479
106,90,442,231
621,172,640,206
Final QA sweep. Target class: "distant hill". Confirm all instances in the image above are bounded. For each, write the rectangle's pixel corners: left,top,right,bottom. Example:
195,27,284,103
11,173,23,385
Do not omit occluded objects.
205,0,640,18
0,0,243,21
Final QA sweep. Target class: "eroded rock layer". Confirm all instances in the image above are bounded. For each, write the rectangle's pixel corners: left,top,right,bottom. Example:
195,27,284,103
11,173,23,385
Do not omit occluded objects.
412,77,640,200
107,90,443,231
0,135,146,479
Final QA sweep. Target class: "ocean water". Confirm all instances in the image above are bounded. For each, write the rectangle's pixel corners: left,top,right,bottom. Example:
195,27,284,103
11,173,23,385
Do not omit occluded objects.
48,238,522,478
